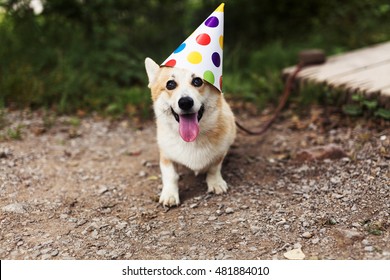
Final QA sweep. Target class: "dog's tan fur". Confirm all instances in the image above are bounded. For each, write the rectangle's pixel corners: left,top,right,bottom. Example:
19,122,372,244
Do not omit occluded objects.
145,58,236,206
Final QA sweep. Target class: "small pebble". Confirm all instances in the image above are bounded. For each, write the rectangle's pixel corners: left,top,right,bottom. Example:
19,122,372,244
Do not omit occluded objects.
284,248,305,260
76,219,88,227
294,243,302,249
40,248,52,254
41,254,52,260
339,229,363,240
91,230,99,238
361,239,370,246
250,226,260,235
116,222,128,230
2,203,29,214
302,232,313,239
302,221,310,227
51,249,59,257
225,207,234,214
97,249,106,256
32,251,41,258
311,238,320,244
382,251,390,257
60,214,68,220
98,186,109,195
330,177,341,184
159,231,171,237
364,246,374,252
0,148,12,158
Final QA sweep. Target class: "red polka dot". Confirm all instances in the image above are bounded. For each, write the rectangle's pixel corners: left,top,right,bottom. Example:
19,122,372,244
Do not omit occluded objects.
164,59,176,67
219,76,223,91
196,33,211,46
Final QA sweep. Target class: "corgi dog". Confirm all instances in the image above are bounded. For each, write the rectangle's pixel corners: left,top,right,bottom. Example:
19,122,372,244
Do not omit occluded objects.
144,58,236,207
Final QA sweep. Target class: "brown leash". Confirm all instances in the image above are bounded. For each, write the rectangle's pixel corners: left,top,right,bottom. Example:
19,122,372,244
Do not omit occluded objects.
235,49,326,136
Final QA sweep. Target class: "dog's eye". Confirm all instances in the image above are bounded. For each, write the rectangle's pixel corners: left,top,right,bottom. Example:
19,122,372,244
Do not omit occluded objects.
166,80,177,90
191,77,203,87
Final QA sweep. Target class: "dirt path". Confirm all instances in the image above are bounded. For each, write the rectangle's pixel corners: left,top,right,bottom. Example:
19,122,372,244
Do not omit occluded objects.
0,108,389,260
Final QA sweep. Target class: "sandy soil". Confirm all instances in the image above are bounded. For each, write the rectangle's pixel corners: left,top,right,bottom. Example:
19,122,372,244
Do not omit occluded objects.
0,107,389,260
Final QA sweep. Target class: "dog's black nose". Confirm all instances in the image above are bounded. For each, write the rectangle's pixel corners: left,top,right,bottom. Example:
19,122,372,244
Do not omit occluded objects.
178,96,194,111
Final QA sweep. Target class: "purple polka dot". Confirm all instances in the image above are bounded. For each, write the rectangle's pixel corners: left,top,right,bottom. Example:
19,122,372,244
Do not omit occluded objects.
205,16,219,28
212,52,221,67
174,43,186,54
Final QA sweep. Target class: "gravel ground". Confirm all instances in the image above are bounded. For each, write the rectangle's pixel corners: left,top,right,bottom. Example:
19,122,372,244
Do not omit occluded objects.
0,108,389,260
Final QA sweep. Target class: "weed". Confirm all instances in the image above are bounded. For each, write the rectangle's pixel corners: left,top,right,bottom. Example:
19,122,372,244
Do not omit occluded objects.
368,228,383,236
375,108,390,120
363,220,386,236
68,117,81,127
342,93,390,120
0,1,389,117
42,111,57,130
0,109,7,129
7,125,23,140
323,217,338,226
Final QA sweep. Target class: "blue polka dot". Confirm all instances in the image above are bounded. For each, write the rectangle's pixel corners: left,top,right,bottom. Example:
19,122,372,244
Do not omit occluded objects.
174,43,186,54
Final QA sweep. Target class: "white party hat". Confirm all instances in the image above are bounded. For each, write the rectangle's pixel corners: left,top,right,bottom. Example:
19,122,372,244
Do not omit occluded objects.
161,3,224,92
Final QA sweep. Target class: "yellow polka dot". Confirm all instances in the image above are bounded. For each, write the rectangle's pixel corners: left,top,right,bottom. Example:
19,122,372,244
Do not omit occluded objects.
187,51,202,64
219,35,224,49
215,3,224,12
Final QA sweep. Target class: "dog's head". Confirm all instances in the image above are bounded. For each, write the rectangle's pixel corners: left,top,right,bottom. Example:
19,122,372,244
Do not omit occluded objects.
145,57,220,142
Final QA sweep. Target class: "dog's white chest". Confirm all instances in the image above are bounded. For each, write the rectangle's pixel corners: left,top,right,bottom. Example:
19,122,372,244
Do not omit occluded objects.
158,130,222,172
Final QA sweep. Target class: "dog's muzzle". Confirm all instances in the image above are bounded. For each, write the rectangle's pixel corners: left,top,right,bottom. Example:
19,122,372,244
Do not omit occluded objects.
171,105,204,122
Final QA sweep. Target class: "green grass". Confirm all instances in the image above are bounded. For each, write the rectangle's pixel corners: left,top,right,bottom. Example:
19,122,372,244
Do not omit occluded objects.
0,109,23,141
5,125,23,140
223,38,390,120
363,220,385,236
224,41,301,107
0,1,389,119
0,109,7,130
342,93,390,120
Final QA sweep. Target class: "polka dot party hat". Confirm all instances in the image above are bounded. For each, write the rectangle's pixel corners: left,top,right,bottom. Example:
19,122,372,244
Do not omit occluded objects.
161,3,225,92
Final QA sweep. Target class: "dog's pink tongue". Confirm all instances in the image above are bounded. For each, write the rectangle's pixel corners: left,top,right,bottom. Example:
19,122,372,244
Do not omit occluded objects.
179,113,199,142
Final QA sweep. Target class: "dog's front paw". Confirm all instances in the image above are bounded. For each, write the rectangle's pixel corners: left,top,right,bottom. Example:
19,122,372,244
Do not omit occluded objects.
207,178,228,194
159,189,180,207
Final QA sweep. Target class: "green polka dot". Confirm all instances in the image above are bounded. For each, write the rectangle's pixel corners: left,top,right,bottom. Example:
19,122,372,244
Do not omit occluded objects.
203,70,215,85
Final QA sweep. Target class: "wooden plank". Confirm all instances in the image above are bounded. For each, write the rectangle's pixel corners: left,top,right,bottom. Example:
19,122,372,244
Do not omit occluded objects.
382,87,390,97
283,41,390,105
283,41,390,82
327,63,390,93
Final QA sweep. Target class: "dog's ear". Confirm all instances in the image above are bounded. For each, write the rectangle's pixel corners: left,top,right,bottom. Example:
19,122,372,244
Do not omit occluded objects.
145,57,160,87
